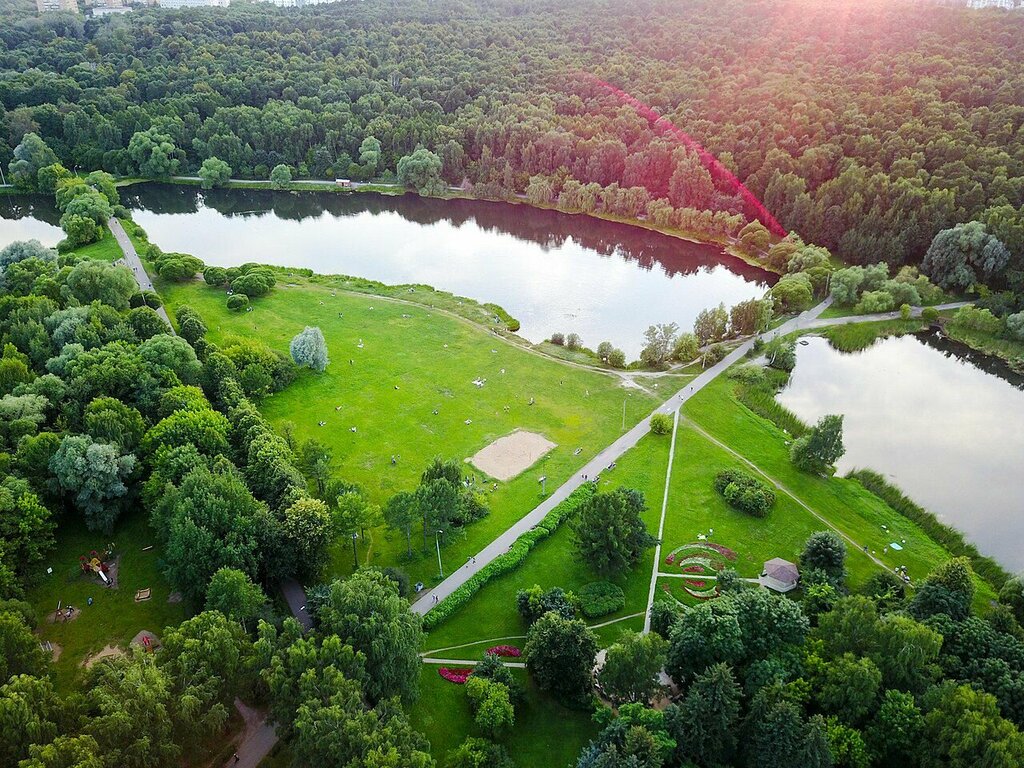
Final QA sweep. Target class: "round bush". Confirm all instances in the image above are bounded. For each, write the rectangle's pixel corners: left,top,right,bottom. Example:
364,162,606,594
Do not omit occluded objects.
226,293,250,311
578,581,625,619
714,468,775,517
921,306,939,323
650,413,673,435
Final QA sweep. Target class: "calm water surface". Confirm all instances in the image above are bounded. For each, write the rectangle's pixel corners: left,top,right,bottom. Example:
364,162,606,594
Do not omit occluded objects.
117,185,774,357
778,333,1024,572
0,195,63,245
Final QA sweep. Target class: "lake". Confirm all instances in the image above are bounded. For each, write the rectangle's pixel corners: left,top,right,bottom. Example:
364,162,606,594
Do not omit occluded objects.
777,333,1024,572
0,194,63,245
111,185,774,357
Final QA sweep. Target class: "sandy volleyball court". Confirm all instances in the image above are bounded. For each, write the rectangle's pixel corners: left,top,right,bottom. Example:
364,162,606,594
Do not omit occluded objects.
470,430,556,481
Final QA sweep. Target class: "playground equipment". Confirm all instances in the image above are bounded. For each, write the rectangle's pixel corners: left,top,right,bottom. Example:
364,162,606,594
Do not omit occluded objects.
80,550,111,585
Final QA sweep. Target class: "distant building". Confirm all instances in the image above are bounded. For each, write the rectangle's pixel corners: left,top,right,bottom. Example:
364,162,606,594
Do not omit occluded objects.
258,0,346,6
158,0,229,7
37,0,79,12
966,0,1022,8
91,0,131,15
760,558,800,593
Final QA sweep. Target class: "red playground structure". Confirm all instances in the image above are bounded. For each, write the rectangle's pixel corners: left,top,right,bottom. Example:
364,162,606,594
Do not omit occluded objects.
79,549,112,586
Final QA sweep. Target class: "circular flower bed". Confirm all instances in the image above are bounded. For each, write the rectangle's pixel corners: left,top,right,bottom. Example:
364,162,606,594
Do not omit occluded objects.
684,584,719,599
439,667,473,684
487,645,522,658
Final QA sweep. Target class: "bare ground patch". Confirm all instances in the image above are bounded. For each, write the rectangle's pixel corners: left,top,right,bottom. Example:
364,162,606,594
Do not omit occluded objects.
83,644,125,669
469,429,556,481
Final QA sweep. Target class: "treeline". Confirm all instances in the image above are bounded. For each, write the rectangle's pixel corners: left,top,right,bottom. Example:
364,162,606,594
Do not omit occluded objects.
572,535,1024,768
0,230,442,765
1,0,1022,273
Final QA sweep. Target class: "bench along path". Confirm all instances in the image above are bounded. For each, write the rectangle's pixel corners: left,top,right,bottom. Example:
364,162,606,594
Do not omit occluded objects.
410,297,840,615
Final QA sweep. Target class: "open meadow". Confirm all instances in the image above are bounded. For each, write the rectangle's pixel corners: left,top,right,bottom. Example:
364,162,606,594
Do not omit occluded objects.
157,273,668,587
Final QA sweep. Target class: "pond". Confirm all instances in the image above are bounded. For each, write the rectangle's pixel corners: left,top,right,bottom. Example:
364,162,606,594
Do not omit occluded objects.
0,194,63,246
112,184,774,357
777,333,1024,572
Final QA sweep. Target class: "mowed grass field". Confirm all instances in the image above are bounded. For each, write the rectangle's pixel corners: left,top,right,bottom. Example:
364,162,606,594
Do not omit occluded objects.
422,435,670,655
158,275,665,587
680,375,998,608
423,364,1000,655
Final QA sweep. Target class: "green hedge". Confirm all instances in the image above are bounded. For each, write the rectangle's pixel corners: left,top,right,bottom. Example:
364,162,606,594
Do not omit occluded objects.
578,581,625,619
848,468,1009,590
422,483,596,630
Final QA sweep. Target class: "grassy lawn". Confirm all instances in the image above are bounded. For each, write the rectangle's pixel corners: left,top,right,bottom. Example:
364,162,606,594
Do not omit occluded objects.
157,276,662,588
682,375,998,608
27,512,189,691
67,224,123,262
422,435,670,653
411,665,598,768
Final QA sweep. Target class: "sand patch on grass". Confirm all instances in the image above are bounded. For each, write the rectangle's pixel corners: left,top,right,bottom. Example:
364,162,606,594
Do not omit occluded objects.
470,430,556,481
83,644,124,668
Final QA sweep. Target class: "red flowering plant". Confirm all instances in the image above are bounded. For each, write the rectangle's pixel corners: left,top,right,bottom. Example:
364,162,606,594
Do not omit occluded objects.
487,645,522,658
439,667,473,684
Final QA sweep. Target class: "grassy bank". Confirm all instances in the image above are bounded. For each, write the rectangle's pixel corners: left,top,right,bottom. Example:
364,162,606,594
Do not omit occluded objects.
683,374,999,608
818,318,926,352
944,323,1024,370
847,469,1010,590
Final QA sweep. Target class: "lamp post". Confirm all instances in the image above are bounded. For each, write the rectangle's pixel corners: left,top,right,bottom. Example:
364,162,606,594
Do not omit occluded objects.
350,532,358,568
539,475,547,496
435,530,445,579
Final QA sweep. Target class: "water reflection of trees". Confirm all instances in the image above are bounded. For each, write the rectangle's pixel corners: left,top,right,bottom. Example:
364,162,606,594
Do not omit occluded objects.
0,195,62,226
918,330,1024,390
128,183,774,284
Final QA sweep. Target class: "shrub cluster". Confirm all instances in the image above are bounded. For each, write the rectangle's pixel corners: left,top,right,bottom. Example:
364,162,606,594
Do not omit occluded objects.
578,581,625,619
203,262,278,303
713,469,775,517
146,244,205,282
422,484,596,629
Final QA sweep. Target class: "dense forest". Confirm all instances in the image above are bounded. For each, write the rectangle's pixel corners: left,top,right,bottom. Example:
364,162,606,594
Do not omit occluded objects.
2,0,1023,274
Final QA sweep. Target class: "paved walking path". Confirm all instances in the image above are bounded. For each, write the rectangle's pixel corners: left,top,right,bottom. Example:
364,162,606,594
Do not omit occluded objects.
224,699,277,768
280,578,313,630
411,298,837,615
644,409,680,633
421,657,527,669
109,217,174,332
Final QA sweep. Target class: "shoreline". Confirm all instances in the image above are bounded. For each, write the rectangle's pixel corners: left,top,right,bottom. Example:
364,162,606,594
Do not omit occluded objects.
121,175,779,276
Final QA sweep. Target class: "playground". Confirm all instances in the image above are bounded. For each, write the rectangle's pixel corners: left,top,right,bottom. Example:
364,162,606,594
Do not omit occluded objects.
27,513,186,689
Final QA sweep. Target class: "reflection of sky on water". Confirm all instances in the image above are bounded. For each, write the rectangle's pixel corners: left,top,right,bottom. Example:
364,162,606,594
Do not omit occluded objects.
0,214,63,247
778,335,1024,572
130,203,768,357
